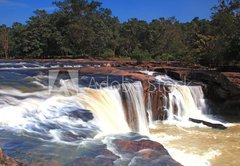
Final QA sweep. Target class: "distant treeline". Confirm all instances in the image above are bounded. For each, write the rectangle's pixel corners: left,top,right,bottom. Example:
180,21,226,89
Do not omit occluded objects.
0,0,239,66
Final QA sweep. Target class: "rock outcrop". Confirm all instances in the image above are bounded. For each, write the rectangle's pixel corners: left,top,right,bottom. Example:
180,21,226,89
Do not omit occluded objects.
0,148,21,166
113,139,182,166
187,71,240,116
66,136,182,166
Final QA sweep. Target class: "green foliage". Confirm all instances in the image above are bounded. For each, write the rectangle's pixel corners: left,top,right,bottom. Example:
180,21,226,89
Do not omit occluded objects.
103,48,115,58
0,0,239,66
131,48,152,63
0,25,9,58
154,53,174,62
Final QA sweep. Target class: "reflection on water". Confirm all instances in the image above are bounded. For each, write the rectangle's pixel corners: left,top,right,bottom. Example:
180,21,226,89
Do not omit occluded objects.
151,122,240,166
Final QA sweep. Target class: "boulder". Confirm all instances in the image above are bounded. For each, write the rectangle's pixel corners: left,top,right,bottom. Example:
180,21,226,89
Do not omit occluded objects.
113,139,182,166
131,149,182,166
114,139,169,155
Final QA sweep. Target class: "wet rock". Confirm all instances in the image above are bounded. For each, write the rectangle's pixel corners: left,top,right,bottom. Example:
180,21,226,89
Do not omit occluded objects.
0,149,3,161
217,66,240,72
68,156,117,166
148,87,167,121
154,66,189,81
131,149,182,166
21,160,60,166
114,139,169,155
0,148,21,166
67,149,119,166
189,118,227,130
221,99,240,116
113,139,182,166
72,66,155,82
187,71,240,116
222,72,240,89
68,109,94,122
121,90,139,131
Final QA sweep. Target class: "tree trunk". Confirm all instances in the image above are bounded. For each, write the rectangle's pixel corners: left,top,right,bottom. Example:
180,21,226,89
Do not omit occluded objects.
4,49,8,59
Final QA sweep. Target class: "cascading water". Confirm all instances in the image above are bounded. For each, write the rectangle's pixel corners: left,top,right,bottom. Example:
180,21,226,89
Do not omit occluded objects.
189,86,208,114
147,92,154,127
75,87,132,135
167,85,204,121
120,82,149,135
141,73,208,123
0,70,153,164
151,74,224,128
0,77,150,143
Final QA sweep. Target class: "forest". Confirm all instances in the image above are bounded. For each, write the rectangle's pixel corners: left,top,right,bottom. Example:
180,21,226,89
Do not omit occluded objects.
0,0,239,66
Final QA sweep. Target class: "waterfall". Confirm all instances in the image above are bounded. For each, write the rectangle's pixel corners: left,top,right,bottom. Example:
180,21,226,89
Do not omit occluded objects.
167,85,203,120
189,86,208,114
120,82,149,135
147,92,154,127
0,80,151,142
147,74,209,122
75,87,131,135
0,69,216,142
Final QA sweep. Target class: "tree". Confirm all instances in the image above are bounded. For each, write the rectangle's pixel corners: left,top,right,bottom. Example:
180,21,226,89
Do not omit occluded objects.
148,17,187,61
210,0,240,65
0,25,9,59
1,0,238,66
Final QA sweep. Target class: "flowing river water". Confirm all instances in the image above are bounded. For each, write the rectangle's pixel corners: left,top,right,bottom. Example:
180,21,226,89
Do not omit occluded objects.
0,60,239,166
151,122,240,166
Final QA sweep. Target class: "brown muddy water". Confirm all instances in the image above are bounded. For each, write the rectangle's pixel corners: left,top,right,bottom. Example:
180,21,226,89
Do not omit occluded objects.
150,122,240,166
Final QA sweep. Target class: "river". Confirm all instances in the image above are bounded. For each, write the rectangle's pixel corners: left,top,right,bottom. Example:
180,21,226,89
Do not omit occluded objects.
0,60,239,166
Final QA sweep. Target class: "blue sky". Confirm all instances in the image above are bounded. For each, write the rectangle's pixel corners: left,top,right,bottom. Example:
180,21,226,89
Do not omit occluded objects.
0,0,218,26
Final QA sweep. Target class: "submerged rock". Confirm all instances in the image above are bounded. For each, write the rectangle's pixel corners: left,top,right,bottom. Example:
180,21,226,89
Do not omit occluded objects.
21,160,60,166
68,156,117,166
189,118,227,130
67,148,119,166
67,109,94,122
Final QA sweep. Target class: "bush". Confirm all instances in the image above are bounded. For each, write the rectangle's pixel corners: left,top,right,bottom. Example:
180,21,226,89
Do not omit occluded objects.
154,53,174,62
103,48,115,58
131,48,152,63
